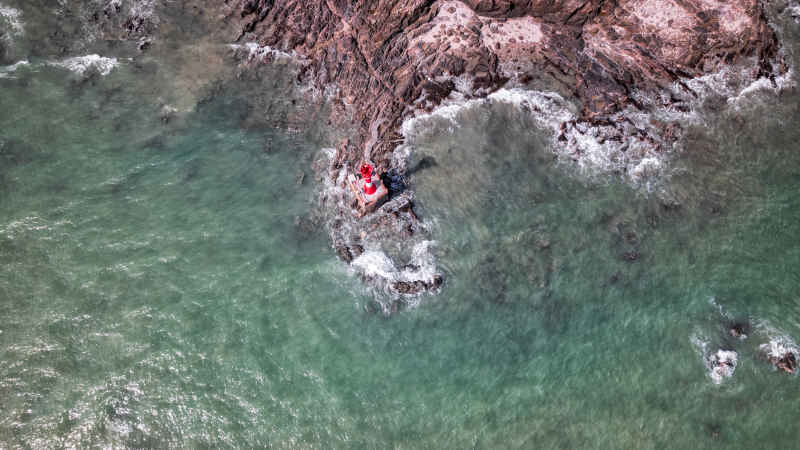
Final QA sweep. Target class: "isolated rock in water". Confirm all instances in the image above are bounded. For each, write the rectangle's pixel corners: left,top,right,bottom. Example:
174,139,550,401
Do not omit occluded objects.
728,321,749,339
708,350,737,384
770,352,797,374
760,338,798,374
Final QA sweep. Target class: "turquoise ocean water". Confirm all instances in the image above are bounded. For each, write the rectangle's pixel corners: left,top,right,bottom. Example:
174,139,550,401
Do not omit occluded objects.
2,1,800,448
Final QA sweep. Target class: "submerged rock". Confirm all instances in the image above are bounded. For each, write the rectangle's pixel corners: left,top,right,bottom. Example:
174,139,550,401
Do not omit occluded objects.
728,321,750,340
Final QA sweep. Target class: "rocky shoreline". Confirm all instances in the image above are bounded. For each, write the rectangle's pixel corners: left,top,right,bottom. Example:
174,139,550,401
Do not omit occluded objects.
223,0,788,300
229,0,785,167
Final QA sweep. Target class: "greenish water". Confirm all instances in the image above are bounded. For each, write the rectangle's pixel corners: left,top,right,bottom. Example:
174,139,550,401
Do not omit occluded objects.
2,2,800,448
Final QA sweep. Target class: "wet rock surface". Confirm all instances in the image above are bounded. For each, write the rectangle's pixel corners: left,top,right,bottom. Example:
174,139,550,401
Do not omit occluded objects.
228,0,784,173
221,0,787,300
770,351,797,373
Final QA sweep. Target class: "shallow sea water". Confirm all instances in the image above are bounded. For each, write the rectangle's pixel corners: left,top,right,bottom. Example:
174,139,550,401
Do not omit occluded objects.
2,1,800,448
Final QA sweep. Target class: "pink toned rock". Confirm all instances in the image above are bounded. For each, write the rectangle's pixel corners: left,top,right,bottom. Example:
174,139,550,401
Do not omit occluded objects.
229,0,782,172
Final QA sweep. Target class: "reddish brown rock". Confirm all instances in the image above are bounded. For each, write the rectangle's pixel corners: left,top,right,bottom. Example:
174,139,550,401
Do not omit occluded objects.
228,0,783,172
769,351,797,374
224,0,785,295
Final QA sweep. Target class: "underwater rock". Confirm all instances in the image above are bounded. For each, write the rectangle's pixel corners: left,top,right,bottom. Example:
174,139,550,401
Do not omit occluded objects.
293,215,318,235
621,250,640,262
407,156,438,176
706,422,723,439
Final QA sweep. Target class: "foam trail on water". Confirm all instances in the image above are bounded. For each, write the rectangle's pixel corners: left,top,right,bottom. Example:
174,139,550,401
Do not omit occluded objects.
402,87,668,188
50,55,120,76
351,250,398,280
230,43,305,63
0,60,28,78
678,64,796,112
402,60,793,192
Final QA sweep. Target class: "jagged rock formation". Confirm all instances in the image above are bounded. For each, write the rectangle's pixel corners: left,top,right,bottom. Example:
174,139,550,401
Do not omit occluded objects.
229,0,784,173
225,0,785,299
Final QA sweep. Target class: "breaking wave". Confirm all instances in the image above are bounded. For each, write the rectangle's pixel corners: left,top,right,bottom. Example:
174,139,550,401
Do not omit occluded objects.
402,63,794,192
0,59,28,78
690,334,738,384
50,55,120,76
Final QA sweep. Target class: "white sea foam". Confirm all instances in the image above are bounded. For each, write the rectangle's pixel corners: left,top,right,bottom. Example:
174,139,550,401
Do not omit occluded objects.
130,0,156,19
402,87,670,189
0,59,28,78
670,62,795,116
51,55,119,76
756,322,799,370
789,5,800,22
708,350,738,384
404,52,794,191
0,4,23,34
350,242,439,285
351,250,398,280
230,42,302,63
350,240,440,304
759,337,798,360
690,333,738,384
